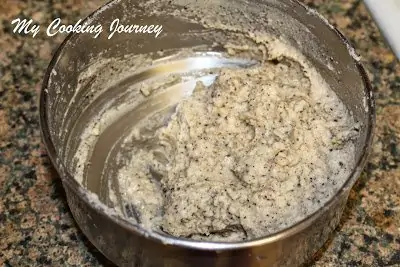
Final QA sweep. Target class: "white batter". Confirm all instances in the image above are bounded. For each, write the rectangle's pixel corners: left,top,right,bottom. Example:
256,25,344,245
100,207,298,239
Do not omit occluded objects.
118,57,359,241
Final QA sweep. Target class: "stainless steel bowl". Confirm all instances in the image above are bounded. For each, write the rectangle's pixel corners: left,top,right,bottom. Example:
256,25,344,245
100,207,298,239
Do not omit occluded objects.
40,0,375,266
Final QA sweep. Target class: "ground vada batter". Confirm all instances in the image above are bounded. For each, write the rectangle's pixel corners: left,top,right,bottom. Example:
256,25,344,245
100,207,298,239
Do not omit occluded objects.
117,56,359,241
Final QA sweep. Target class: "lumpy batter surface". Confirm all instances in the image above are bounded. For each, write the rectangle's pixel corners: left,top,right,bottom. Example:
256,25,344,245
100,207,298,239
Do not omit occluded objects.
118,57,359,241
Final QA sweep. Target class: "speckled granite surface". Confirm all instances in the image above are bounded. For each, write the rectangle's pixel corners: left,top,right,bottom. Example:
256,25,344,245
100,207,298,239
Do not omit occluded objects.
0,0,399,266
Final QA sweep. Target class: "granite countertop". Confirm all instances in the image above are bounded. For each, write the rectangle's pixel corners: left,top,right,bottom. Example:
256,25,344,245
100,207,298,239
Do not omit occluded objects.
0,0,399,266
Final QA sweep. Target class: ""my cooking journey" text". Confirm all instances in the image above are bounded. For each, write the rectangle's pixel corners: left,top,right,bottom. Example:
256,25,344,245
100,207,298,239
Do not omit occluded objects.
11,18,163,39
